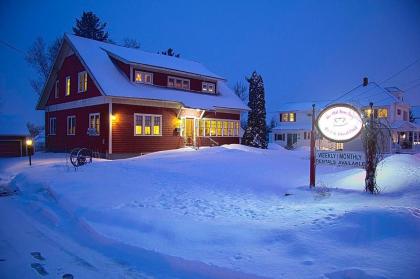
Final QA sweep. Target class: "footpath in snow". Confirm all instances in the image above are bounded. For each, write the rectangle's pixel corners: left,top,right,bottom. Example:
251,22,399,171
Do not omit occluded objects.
0,144,419,278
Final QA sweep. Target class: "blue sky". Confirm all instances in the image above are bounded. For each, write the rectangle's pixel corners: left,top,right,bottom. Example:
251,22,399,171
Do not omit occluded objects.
0,0,419,126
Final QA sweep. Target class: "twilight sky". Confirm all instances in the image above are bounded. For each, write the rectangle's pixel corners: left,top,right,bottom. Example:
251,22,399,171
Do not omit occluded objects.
1,0,419,126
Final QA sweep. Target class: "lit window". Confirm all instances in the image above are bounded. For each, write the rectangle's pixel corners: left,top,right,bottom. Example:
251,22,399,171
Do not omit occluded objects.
67,116,76,135
377,108,388,118
202,82,215,93
135,115,143,135
49,117,56,135
217,121,222,136
223,121,228,136
205,120,210,136
134,71,153,84
364,109,373,118
153,116,161,135
199,120,204,136
78,71,88,93
134,114,162,136
281,113,296,122
168,76,190,90
54,80,59,98
65,76,71,96
210,120,216,136
235,122,239,136
229,121,234,136
89,113,100,135
144,116,152,135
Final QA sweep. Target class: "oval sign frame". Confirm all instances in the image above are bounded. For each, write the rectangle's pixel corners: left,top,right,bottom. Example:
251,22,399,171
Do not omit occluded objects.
316,103,363,143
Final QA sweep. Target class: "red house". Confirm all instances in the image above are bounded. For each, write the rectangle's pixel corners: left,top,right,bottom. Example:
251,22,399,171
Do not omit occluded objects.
36,34,248,158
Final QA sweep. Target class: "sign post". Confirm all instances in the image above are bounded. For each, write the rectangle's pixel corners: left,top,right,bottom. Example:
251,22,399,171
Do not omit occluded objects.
310,104,316,188
312,103,364,189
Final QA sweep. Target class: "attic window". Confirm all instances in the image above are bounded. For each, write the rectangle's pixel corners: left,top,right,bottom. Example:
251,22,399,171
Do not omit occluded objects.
168,76,190,90
78,71,88,93
54,80,59,98
134,71,153,84
202,82,215,94
281,112,296,122
65,76,71,96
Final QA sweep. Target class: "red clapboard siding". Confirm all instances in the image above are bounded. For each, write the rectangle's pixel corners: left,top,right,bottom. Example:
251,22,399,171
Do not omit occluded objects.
203,111,240,120
110,56,130,79
0,136,28,157
112,104,184,154
46,104,109,153
46,54,102,106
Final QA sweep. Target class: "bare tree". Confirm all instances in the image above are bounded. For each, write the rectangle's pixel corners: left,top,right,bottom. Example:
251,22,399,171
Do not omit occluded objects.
26,37,62,96
27,122,44,139
233,81,248,102
361,103,391,194
122,38,140,49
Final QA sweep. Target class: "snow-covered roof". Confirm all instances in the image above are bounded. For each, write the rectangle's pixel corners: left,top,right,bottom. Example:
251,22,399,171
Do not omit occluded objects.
276,83,401,113
272,123,312,131
41,34,246,111
0,114,29,136
276,101,329,112
390,120,420,131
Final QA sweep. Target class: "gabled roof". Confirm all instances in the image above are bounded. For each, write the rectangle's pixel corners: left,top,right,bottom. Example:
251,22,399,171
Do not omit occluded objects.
37,34,248,111
275,83,401,113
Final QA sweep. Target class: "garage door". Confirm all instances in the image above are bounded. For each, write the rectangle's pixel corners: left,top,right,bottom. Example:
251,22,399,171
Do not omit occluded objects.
0,141,22,157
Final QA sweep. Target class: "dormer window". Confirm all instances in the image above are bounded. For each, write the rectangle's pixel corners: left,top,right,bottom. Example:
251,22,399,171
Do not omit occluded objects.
202,82,215,94
134,71,153,84
168,76,190,90
78,71,88,93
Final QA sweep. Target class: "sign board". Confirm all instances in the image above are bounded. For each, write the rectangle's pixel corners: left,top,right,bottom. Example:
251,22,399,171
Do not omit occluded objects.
316,150,365,168
316,104,363,142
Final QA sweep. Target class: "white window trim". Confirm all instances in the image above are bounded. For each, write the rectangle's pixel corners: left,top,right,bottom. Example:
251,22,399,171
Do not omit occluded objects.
88,113,100,136
133,113,163,136
65,76,71,96
49,117,56,135
280,112,296,122
78,71,87,93
54,80,59,98
167,76,190,90
195,118,240,137
202,82,216,94
134,70,154,85
67,115,76,136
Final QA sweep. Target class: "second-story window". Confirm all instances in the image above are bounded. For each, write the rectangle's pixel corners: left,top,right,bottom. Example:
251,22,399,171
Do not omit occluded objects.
65,76,71,96
78,71,88,93
281,112,296,122
54,80,59,98
168,76,190,90
202,82,215,93
134,71,153,84
377,108,388,118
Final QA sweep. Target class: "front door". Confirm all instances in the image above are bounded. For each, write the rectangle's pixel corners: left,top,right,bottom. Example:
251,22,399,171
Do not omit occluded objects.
185,118,194,146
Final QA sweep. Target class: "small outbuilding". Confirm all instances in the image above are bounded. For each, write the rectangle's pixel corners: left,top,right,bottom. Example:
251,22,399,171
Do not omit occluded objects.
0,115,31,157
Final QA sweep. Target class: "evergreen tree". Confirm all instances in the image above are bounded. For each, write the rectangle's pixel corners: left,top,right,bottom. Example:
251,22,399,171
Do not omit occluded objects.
242,71,268,149
73,11,109,41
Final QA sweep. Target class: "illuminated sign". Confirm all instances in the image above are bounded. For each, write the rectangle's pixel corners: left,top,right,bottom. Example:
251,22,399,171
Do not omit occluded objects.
316,104,363,142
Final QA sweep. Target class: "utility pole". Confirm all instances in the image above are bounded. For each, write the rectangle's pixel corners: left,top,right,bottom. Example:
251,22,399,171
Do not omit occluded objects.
310,104,316,188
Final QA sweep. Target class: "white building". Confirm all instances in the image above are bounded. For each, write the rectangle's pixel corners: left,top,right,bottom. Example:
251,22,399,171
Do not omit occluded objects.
269,83,420,153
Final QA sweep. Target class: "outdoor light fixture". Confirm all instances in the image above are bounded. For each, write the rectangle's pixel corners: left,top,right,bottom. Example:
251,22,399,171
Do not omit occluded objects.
111,114,117,121
26,139,33,166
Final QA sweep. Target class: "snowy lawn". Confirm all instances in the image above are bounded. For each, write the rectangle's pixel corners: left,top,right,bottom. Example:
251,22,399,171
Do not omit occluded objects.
1,145,420,278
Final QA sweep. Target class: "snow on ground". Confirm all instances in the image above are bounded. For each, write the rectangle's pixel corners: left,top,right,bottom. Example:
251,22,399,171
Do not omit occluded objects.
1,145,420,278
